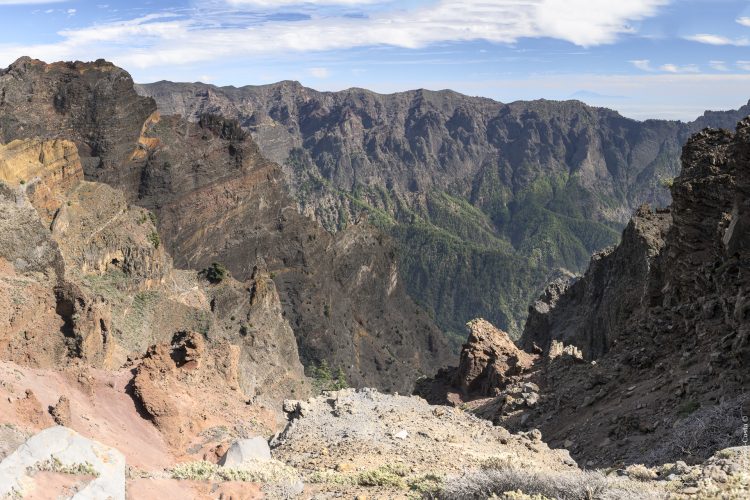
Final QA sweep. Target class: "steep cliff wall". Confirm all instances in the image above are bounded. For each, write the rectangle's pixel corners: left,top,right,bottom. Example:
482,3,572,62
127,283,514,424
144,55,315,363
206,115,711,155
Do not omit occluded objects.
0,58,451,392
511,119,750,465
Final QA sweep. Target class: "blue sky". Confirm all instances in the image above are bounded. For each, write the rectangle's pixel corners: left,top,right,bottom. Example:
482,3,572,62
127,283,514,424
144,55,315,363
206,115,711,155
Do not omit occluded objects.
1,0,750,120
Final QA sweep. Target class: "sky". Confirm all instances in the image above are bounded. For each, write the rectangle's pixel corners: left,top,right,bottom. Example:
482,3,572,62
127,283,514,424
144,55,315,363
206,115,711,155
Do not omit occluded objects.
1,0,750,120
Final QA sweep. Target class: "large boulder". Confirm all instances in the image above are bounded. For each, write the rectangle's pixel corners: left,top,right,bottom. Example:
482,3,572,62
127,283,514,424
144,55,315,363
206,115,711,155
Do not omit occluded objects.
0,426,126,499
220,437,272,466
454,319,535,396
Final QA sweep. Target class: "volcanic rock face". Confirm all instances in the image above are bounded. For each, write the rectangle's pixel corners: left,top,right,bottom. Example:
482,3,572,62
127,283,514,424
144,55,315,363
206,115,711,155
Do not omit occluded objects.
414,319,536,406
0,57,156,190
522,204,673,359
129,112,450,391
0,138,83,220
137,80,750,339
0,58,451,391
132,331,241,448
511,120,750,465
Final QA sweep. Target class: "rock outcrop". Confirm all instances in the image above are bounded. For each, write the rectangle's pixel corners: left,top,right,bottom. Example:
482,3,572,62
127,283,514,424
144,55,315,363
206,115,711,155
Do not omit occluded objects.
0,138,83,220
0,57,156,191
414,318,535,405
131,331,243,449
453,319,535,395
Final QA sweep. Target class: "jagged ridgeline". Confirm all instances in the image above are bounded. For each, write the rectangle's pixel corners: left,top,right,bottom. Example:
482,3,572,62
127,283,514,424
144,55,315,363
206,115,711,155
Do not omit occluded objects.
137,80,750,341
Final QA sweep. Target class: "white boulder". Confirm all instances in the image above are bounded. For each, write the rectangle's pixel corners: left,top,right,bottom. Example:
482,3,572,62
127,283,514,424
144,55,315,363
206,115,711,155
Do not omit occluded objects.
0,426,126,500
220,436,272,466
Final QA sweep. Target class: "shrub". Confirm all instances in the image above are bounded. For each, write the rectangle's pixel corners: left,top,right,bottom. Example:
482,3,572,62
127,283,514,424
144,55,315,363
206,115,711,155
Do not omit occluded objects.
170,460,217,480
676,400,701,417
309,464,410,490
35,456,99,477
624,464,657,481
435,467,663,500
202,262,229,284
408,472,443,495
309,360,349,392
147,231,160,249
356,464,407,488
660,177,675,189
170,459,299,484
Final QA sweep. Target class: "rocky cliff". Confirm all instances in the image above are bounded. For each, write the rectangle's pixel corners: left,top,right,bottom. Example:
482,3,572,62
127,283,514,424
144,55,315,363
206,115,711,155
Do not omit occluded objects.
422,118,750,467
138,80,750,340
0,58,451,391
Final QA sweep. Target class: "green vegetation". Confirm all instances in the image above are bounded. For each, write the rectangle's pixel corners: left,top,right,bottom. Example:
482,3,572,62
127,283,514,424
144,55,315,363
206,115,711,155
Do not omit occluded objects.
660,176,675,189
308,464,443,496
138,211,158,226
170,460,216,481
169,459,299,483
202,262,229,284
677,399,701,417
285,148,628,343
309,360,348,392
35,456,99,477
147,230,160,249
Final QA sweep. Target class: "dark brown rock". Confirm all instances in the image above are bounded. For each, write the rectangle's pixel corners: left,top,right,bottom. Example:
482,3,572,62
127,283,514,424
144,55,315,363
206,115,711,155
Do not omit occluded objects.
454,319,535,396
0,58,452,392
49,395,72,426
415,318,535,404
500,119,750,467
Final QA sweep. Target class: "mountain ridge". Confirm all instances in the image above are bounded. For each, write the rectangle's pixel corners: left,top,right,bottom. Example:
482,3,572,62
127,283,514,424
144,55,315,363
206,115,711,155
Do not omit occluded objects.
137,78,750,340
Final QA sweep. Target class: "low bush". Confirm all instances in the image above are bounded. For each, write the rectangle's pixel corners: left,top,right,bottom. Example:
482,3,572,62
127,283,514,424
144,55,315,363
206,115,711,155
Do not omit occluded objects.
202,262,229,284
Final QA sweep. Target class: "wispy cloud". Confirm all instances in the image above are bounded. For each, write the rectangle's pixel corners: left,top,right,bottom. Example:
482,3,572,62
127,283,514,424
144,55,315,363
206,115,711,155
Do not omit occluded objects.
630,59,653,71
631,59,700,73
709,60,728,71
737,17,750,27
0,0,671,69
737,61,750,71
308,67,330,78
226,0,380,5
684,33,749,46
0,0,66,3
659,63,699,73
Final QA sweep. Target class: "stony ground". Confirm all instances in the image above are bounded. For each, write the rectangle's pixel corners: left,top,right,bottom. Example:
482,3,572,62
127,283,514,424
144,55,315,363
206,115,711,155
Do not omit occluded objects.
271,388,576,498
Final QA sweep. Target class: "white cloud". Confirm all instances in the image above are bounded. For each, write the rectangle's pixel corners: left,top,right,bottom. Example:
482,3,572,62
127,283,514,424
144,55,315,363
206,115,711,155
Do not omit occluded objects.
659,63,699,73
684,33,749,46
630,59,653,71
709,60,728,71
737,61,750,71
308,67,330,78
227,0,379,5
0,0,66,4
737,17,750,27
0,0,671,69
631,59,699,74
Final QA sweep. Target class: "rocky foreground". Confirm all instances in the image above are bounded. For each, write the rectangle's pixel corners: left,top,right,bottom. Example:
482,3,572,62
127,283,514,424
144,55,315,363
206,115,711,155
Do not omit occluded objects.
1,383,748,499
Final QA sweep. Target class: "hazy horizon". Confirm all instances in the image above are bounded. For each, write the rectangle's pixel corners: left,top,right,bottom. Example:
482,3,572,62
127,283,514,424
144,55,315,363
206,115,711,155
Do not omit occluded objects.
2,0,750,120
